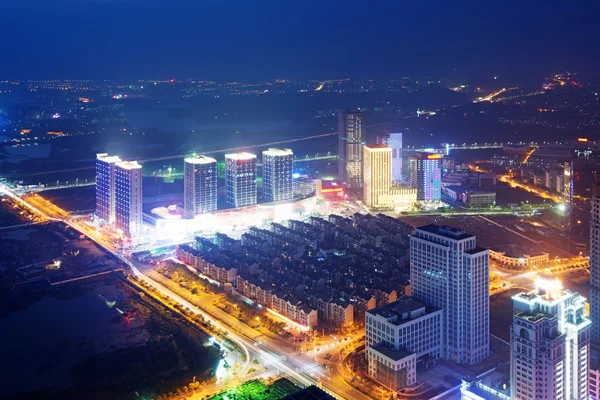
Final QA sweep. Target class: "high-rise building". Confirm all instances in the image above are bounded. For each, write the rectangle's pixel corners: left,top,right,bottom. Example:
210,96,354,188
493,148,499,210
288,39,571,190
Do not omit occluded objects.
510,271,590,400
95,153,121,224
225,153,257,208
410,225,489,364
115,161,143,238
590,172,600,344
388,133,403,182
363,145,392,207
338,110,366,189
365,298,442,391
184,155,217,215
262,148,293,202
409,153,442,202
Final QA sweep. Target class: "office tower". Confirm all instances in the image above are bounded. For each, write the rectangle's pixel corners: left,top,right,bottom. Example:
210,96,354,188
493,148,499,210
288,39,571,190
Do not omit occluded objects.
591,172,600,344
363,145,392,207
388,133,403,182
410,225,489,364
376,134,389,145
262,148,293,202
365,299,442,391
338,109,366,189
510,271,590,400
184,155,217,215
225,153,257,208
115,161,143,238
409,153,441,202
95,153,121,224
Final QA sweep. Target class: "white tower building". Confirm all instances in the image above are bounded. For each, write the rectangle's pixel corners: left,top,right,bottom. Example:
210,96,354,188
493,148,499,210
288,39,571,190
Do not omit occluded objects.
262,148,293,202
115,161,143,238
95,153,121,224
410,225,490,364
510,271,590,400
225,153,257,208
184,155,217,215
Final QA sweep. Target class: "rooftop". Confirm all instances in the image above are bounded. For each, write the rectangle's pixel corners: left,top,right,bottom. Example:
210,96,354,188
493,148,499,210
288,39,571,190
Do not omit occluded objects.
116,161,142,170
416,224,474,241
370,342,414,361
263,148,293,156
225,152,256,160
185,155,217,164
368,297,430,325
96,153,122,163
364,144,390,151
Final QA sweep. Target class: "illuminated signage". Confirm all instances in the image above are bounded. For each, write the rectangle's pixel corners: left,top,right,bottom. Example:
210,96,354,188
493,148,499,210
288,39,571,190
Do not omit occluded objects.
427,154,442,159
578,138,588,142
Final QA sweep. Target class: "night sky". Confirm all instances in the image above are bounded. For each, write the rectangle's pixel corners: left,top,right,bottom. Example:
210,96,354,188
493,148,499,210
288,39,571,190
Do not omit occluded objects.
1,0,598,80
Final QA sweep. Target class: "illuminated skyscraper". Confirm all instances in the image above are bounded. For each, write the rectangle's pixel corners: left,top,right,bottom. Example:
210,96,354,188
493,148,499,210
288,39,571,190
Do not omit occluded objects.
184,155,217,215
262,148,293,202
338,110,366,189
591,172,600,344
410,225,489,364
95,153,121,224
363,145,392,207
115,161,143,238
225,153,257,208
388,133,403,182
409,153,441,201
510,271,590,400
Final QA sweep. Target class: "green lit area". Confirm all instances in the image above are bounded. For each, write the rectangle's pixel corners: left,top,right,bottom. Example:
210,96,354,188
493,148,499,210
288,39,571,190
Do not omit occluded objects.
209,378,300,400
217,161,225,179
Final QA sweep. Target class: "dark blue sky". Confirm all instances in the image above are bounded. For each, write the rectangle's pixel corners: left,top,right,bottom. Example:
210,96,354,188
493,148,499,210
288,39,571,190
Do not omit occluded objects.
1,0,598,80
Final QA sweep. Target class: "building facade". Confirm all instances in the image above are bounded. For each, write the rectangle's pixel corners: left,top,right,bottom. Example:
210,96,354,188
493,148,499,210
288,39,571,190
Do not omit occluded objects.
410,225,490,364
184,155,217,215
409,153,442,202
591,172,600,343
363,145,392,208
115,161,143,238
510,271,590,400
262,148,293,202
95,153,121,224
338,109,366,189
366,298,442,391
225,153,257,208
388,133,403,182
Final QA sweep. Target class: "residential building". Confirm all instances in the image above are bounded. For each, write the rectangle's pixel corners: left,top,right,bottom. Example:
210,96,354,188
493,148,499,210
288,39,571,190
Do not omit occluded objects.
225,152,257,208
409,153,441,202
338,109,366,189
410,225,489,364
95,153,121,224
115,161,143,238
263,148,293,202
510,271,590,400
184,155,217,215
366,298,442,391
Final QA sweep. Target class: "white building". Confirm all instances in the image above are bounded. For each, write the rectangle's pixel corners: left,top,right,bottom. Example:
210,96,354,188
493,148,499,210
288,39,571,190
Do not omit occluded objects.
262,148,293,202
184,155,217,215
409,153,441,202
510,271,590,400
388,132,403,182
95,153,121,224
225,153,257,208
365,298,442,391
115,161,143,238
410,225,490,364
338,109,366,189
